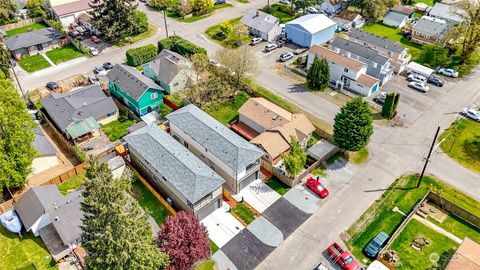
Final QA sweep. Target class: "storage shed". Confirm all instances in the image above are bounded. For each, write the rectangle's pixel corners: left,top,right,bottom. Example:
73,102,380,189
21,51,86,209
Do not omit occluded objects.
285,14,336,47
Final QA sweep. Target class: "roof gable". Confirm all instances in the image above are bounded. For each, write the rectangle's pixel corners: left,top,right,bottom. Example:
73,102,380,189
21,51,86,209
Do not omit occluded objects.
429,2,464,23
309,45,366,71
331,37,390,65
238,98,292,130
106,64,163,101
148,49,191,84
241,9,280,34
14,186,62,230
413,16,448,36
348,28,406,54
286,14,336,34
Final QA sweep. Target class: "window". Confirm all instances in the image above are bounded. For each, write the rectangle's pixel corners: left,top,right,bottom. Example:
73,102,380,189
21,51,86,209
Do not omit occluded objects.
184,141,189,148
173,82,179,87
107,111,116,117
344,68,349,72
123,97,129,106
151,92,158,100
357,83,363,88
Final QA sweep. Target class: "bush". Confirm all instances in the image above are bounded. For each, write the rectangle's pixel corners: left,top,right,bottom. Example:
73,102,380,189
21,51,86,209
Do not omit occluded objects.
158,35,207,57
278,4,294,15
261,5,272,14
126,44,157,66
72,146,87,162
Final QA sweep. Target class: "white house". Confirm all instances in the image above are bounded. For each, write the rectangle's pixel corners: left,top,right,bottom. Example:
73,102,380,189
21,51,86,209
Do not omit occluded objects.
50,0,101,26
428,2,464,26
240,9,282,42
332,10,365,31
318,0,347,15
383,5,415,28
307,45,380,96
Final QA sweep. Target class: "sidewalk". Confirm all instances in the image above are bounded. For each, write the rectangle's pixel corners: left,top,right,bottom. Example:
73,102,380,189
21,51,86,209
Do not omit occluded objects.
412,214,462,244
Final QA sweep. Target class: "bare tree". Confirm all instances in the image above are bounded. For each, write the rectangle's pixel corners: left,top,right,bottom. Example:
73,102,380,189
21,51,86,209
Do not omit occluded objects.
215,46,258,86
452,0,480,61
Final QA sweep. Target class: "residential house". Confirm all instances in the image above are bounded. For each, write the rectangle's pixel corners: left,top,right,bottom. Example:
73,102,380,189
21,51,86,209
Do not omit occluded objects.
307,45,380,96
331,37,394,85
106,64,164,117
142,49,196,93
411,16,449,45
332,10,365,31
124,124,225,220
234,98,315,165
50,0,101,26
165,104,264,195
32,127,59,175
445,237,480,270
318,0,347,15
285,14,336,47
383,5,415,28
4,28,66,60
14,185,84,261
428,2,464,26
77,13,99,36
41,85,118,142
241,9,282,42
347,28,411,73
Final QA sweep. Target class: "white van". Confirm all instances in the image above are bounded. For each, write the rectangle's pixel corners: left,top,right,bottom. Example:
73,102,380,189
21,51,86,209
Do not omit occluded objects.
265,43,278,52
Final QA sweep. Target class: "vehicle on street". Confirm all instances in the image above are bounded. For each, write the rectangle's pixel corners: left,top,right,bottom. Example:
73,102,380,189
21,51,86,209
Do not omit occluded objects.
103,62,114,70
89,75,100,85
306,177,329,198
408,81,429,92
427,75,444,87
70,30,81,38
437,68,458,78
313,262,329,270
90,47,99,56
214,0,226,5
265,43,278,52
461,108,480,122
280,52,294,62
93,66,107,76
373,91,387,105
407,73,427,83
279,0,290,4
250,37,262,46
363,231,389,259
91,35,101,44
307,7,320,14
327,243,359,270
46,81,59,90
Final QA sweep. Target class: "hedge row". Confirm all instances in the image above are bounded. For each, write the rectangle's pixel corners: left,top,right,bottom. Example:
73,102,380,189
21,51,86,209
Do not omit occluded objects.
158,35,207,57
126,44,157,67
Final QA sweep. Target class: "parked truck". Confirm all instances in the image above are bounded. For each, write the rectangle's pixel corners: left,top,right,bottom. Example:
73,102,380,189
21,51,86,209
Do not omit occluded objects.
327,242,360,270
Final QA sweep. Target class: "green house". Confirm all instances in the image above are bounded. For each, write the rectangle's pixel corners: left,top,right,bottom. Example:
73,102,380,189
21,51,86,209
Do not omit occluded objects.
106,64,164,116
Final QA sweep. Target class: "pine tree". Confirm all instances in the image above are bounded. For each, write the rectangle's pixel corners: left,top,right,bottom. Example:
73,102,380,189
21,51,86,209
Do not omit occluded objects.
158,211,210,270
307,56,330,91
333,97,373,152
81,160,170,270
381,92,400,119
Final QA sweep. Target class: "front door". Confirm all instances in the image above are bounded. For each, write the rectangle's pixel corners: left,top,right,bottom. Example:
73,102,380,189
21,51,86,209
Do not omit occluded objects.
37,44,43,51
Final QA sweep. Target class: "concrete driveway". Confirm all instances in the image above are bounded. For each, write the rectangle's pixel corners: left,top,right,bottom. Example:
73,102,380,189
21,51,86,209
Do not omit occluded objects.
201,202,244,248
232,179,281,214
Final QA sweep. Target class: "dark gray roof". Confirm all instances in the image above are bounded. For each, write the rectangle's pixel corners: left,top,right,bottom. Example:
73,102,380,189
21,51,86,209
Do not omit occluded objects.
166,104,264,172
348,28,406,54
106,64,163,101
14,186,62,230
124,124,224,203
33,127,56,156
148,49,190,84
331,37,389,65
41,85,118,131
4,27,63,51
241,9,279,34
413,16,449,37
384,11,408,24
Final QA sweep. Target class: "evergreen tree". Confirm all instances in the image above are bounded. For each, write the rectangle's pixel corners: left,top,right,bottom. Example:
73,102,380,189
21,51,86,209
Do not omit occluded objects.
333,97,373,152
381,92,400,119
307,56,330,91
81,160,170,270
283,137,307,177
0,79,36,188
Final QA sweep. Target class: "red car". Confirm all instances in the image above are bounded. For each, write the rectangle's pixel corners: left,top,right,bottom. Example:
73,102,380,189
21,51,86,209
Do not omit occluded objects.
327,242,360,270
306,177,329,198
91,36,101,44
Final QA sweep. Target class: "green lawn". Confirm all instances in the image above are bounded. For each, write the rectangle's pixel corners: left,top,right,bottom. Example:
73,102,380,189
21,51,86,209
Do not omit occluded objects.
349,147,369,165
205,91,250,125
45,44,84,64
173,4,232,23
412,0,440,6
233,202,256,224
205,17,251,48
123,24,158,44
101,110,137,142
209,238,219,254
428,214,480,243
235,0,249,3
390,219,458,270
439,119,480,174
269,4,299,24
0,226,57,270
131,180,170,225
57,170,87,195
6,22,48,36
195,259,216,270
265,176,291,195
18,54,51,73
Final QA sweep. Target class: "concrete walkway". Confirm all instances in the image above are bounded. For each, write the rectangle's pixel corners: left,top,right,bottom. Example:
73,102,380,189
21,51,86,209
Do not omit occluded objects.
247,216,284,247
212,250,238,270
39,52,56,67
232,179,281,213
283,184,320,214
412,215,463,244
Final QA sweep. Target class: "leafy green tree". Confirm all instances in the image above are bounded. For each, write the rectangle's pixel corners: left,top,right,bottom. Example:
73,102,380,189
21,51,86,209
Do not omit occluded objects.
0,79,37,188
283,137,307,177
293,0,323,14
418,44,449,68
25,0,46,17
381,92,400,119
359,0,397,20
148,0,178,10
219,21,233,36
0,41,10,78
0,0,18,25
307,56,330,91
333,97,373,152
81,160,170,270
188,0,213,15
451,0,480,61
132,10,148,34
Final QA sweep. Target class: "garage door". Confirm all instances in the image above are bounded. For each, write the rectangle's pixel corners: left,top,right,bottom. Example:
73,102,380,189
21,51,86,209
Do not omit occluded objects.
60,15,75,27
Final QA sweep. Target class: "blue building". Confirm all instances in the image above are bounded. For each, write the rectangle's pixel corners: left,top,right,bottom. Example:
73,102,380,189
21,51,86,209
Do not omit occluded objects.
285,14,336,47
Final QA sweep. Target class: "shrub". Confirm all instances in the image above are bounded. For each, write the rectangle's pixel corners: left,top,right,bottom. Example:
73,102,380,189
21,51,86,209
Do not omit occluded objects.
126,44,157,66
261,5,272,14
158,35,207,57
278,4,294,15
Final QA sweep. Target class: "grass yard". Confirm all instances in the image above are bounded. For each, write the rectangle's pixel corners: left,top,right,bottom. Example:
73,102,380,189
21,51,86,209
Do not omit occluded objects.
123,24,157,44
45,44,84,64
412,0,440,6
131,180,171,225
269,4,299,24
0,226,57,270
346,174,480,263
205,91,250,125
439,119,480,174
18,54,51,73
6,22,48,36
101,110,137,142
265,176,291,195
174,4,232,23
195,259,216,270
307,132,321,148
233,202,256,224
57,170,87,195
390,219,458,270
209,238,219,254
205,17,251,48
428,214,480,243
349,147,369,165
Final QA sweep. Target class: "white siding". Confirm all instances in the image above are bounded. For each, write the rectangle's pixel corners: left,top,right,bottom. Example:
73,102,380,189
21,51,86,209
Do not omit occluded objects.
30,214,51,236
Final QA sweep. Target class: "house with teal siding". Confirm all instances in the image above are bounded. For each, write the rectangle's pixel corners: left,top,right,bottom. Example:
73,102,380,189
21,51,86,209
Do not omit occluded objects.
106,64,164,116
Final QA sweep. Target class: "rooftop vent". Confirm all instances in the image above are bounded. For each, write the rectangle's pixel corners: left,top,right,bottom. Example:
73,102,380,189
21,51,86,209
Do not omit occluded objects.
272,114,279,120
54,216,59,222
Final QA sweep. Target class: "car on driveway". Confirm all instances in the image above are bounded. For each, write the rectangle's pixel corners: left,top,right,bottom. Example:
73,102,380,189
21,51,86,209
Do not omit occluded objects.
373,91,387,104
265,43,278,52
408,81,429,92
363,231,389,259
437,68,458,78
307,7,320,14
306,177,329,198
103,62,114,70
461,108,480,122
327,242,359,270
46,81,59,90
91,35,101,44
280,52,294,62
93,66,107,76
250,37,262,46
427,75,444,87
407,73,427,83
279,0,290,4
90,47,99,56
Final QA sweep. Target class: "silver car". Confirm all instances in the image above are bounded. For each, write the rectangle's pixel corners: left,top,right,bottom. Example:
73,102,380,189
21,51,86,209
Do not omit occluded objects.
407,73,427,83
408,82,429,92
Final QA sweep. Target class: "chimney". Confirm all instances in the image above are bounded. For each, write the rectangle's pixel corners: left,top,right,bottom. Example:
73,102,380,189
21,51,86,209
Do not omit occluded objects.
256,10,259,17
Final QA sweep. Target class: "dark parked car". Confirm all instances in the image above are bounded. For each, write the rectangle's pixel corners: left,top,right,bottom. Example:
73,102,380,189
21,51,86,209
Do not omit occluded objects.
427,76,444,87
103,62,114,70
46,81,59,90
363,231,389,259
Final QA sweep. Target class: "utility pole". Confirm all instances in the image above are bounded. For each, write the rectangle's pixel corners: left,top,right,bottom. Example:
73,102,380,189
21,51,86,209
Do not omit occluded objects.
162,0,169,38
416,125,441,188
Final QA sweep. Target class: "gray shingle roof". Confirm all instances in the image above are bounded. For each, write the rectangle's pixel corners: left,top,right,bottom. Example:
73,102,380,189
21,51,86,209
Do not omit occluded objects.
331,37,389,65
348,28,406,54
429,2,464,23
413,16,449,37
41,85,118,131
124,124,224,203
4,27,63,51
241,9,279,34
33,127,56,156
149,49,190,84
106,64,163,101
384,11,408,25
165,104,264,172
14,186,62,230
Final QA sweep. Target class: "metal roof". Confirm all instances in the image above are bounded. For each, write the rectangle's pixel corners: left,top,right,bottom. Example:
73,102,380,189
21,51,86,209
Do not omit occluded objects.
106,64,163,101
4,28,63,51
286,14,336,34
65,116,100,139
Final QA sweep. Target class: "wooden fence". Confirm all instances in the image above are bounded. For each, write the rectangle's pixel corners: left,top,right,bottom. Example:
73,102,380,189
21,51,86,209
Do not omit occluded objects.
163,97,180,111
427,192,480,228
1,17,43,31
40,163,88,186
